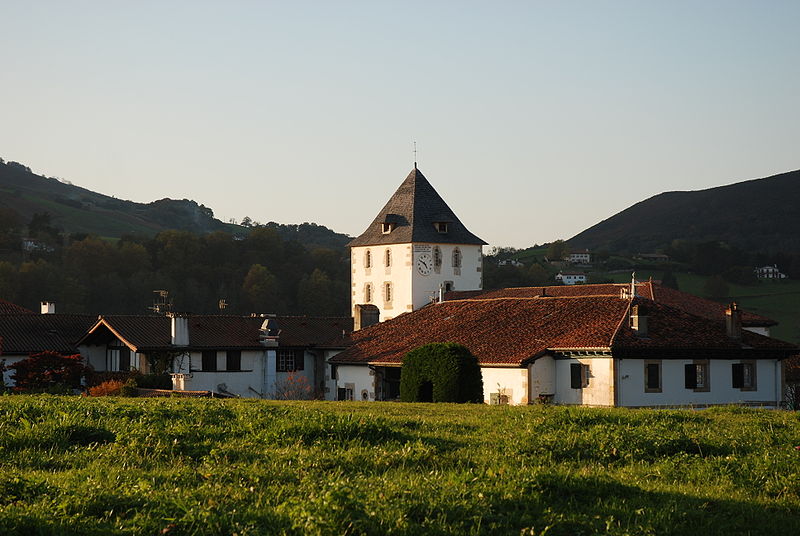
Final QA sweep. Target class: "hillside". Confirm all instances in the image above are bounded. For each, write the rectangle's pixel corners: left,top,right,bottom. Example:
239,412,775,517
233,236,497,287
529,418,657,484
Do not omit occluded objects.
568,169,800,254
0,159,351,249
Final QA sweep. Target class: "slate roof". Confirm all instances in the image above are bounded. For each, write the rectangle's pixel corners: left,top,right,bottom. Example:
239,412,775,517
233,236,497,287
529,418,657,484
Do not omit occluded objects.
79,315,352,352
348,167,486,247
0,299,33,315
0,314,96,356
330,295,795,366
443,281,775,327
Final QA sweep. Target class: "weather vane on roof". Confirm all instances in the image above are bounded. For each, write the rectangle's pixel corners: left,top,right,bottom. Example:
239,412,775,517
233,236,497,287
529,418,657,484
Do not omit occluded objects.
413,140,417,169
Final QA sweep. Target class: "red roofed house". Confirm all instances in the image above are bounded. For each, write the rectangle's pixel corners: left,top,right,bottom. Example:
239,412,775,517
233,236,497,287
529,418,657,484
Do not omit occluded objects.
77,313,351,398
329,293,796,407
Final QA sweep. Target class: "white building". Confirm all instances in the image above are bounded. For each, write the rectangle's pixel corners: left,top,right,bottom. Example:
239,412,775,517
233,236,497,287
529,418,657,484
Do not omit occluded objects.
330,295,796,407
347,166,486,330
77,313,351,399
567,250,591,264
555,271,587,285
755,265,788,279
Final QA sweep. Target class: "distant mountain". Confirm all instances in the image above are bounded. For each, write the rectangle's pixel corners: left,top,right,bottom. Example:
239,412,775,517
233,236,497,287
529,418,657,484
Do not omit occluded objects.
568,169,800,254
0,159,350,248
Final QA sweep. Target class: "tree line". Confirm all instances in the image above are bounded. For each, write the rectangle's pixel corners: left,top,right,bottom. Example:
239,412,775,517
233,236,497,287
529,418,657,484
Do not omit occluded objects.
0,214,351,316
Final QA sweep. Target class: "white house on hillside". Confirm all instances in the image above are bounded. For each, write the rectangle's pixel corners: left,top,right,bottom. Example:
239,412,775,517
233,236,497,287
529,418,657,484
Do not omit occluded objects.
555,271,587,285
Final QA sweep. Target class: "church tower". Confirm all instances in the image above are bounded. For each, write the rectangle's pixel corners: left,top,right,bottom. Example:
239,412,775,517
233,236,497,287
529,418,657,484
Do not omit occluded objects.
349,166,486,330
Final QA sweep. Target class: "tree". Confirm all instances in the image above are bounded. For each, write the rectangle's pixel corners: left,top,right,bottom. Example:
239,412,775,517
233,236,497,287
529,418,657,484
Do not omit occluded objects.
661,271,679,290
546,240,568,261
242,264,281,311
400,343,483,403
703,275,729,300
10,351,87,392
297,269,335,315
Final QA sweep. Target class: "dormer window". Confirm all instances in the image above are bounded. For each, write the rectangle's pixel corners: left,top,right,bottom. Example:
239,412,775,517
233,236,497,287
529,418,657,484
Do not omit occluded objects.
434,222,449,233
381,223,395,234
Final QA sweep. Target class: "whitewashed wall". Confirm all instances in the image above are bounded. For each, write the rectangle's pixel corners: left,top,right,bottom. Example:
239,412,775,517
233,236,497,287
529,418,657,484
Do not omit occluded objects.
617,358,782,407
335,364,376,400
529,355,556,399
411,243,483,311
481,367,529,405
553,357,615,406
173,350,266,398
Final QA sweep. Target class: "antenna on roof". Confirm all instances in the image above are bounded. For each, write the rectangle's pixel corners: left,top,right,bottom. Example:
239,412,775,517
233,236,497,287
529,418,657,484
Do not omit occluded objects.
413,140,417,169
149,290,172,314
218,299,228,312
630,272,637,298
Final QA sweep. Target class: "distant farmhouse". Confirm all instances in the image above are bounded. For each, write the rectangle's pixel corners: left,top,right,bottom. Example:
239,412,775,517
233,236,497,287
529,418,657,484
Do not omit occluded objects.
566,250,591,264
754,264,788,279
555,271,587,285
1,166,797,407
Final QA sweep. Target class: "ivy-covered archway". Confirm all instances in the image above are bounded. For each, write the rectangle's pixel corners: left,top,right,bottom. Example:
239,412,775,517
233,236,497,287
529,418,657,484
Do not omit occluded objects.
399,343,483,403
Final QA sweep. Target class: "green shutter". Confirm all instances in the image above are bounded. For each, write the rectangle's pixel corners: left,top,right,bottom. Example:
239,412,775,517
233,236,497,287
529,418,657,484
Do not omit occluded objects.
732,363,744,388
684,364,696,389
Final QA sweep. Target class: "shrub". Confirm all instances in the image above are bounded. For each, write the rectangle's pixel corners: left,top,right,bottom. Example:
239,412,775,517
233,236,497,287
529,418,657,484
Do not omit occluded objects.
120,378,138,397
274,372,313,400
9,351,87,393
400,343,483,403
134,373,173,390
88,380,124,397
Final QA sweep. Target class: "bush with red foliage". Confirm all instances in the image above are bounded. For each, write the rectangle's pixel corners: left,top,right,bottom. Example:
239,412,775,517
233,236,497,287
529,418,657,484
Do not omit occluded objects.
10,351,87,393
88,379,124,397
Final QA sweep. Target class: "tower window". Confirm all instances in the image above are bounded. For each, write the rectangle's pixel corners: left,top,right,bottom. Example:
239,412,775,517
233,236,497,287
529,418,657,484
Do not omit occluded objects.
385,249,391,267
452,248,461,268
384,282,393,302
434,222,449,233
381,223,395,234
364,283,372,303
365,249,372,268
433,246,442,270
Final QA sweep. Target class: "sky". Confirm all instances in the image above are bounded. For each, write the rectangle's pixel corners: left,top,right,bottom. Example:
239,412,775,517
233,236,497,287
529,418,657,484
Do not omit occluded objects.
1,1,799,248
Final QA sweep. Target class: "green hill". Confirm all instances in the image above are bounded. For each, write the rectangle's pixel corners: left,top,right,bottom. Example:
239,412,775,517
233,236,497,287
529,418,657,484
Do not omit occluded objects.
568,169,800,255
0,159,350,249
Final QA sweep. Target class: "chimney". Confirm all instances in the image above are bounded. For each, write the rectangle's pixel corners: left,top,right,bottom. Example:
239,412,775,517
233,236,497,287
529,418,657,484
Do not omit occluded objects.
259,316,279,347
630,304,648,337
40,301,56,314
168,313,189,346
725,302,742,340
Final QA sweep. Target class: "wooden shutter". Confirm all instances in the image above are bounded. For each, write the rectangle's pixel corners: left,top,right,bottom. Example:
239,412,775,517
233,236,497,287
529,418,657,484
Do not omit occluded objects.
732,363,744,388
646,363,659,390
295,350,304,371
119,348,131,372
570,363,582,389
202,350,217,372
684,364,697,389
226,350,241,371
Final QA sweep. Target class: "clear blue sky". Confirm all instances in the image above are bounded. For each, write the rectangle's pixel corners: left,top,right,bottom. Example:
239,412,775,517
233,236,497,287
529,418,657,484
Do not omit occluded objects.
1,1,798,247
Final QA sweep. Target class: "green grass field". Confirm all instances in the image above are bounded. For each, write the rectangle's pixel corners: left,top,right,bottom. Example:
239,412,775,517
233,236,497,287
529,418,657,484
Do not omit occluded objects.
1,397,799,535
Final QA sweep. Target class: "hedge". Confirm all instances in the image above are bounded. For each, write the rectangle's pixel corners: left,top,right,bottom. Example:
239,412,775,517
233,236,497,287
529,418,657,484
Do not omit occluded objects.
399,343,483,403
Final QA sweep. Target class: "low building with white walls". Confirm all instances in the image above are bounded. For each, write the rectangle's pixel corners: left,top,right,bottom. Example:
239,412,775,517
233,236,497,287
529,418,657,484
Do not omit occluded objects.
77,314,351,398
329,292,796,407
555,271,587,285
566,250,591,264
755,265,788,279
348,166,486,330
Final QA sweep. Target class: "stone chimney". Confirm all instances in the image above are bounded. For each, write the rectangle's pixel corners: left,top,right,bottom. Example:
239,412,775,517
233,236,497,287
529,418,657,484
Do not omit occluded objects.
630,304,648,337
40,301,56,314
725,302,742,340
168,313,189,346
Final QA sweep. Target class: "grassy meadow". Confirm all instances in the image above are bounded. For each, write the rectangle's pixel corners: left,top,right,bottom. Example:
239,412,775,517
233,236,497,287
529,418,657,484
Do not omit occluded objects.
1,396,799,535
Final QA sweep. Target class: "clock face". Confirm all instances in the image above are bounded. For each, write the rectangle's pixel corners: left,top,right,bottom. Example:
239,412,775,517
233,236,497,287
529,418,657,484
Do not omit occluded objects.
416,253,433,276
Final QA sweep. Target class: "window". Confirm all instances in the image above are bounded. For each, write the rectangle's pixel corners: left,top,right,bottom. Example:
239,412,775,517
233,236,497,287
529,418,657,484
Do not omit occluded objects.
364,249,372,268
385,248,391,267
732,361,756,391
277,349,304,372
433,246,442,270
338,386,354,401
226,350,241,371
644,360,661,393
384,282,393,302
684,361,709,391
202,350,217,372
106,346,131,372
364,283,372,303
570,363,590,389
381,223,394,234
434,222,449,233
452,248,462,268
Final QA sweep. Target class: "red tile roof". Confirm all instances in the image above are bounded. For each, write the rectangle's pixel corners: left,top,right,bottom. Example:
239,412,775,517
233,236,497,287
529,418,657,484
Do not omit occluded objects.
80,315,352,352
0,299,33,315
330,295,795,367
0,314,96,356
444,281,774,326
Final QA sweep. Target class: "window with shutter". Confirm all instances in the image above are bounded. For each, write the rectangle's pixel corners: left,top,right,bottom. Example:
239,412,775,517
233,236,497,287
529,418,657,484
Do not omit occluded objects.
644,361,661,393
732,361,756,390
119,348,131,372
226,350,241,371
570,363,582,389
202,350,217,372
685,361,709,391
